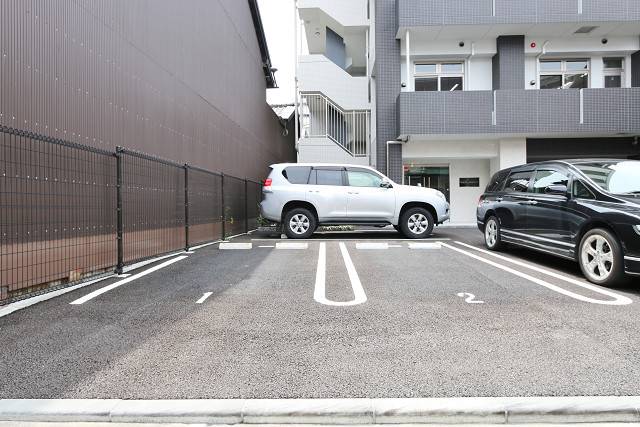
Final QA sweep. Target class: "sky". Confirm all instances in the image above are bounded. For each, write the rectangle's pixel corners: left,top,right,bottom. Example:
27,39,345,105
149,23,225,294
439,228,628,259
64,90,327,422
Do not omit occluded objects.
258,0,297,105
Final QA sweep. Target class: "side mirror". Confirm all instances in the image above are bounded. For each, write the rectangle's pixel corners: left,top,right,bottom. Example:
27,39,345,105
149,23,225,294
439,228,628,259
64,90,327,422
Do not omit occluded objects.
380,180,393,189
545,184,568,196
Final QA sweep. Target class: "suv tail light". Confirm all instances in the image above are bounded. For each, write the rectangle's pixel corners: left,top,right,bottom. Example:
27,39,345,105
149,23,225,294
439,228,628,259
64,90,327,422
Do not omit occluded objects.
263,178,272,191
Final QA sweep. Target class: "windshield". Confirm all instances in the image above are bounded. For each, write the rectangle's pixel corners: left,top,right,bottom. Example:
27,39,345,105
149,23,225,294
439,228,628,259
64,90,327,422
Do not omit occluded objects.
575,160,640,194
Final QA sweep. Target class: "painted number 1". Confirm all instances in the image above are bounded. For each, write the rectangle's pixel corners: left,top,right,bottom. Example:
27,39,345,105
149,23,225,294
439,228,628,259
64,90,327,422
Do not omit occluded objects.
457,292,484,304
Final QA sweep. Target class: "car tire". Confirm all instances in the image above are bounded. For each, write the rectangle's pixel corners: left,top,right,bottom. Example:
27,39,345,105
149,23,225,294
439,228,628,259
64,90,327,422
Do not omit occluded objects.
578,228,625,287
400,207,434,239
484,216,504,251
283,208,316,239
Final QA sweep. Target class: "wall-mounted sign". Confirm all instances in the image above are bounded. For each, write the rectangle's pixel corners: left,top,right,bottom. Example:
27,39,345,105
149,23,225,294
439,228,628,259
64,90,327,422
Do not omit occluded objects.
459,177,480,187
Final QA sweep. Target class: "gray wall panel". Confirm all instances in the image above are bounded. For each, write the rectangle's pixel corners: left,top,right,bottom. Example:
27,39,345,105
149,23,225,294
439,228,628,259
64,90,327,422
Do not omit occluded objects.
398,0,640,27
398,88,640,136
493,36,525,90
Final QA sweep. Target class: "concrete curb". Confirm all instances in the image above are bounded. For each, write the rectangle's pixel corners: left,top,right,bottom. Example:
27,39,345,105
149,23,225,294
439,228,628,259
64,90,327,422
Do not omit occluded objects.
1,397,640,424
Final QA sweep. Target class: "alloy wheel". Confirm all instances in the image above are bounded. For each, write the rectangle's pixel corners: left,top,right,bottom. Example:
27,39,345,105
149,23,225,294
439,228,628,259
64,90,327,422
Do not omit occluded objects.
581,235,614,281
289,214,310,235
485,219,498,247
408,213,429,235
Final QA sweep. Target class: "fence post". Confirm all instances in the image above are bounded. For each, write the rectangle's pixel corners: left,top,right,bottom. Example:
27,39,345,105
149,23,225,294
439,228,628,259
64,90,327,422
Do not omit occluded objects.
221,173,226,240
115,147,124,275
184,164,189,251
244,178,249,233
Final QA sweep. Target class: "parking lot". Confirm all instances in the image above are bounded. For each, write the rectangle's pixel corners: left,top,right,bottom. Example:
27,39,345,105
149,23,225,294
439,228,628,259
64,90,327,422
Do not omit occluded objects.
1,227,639,400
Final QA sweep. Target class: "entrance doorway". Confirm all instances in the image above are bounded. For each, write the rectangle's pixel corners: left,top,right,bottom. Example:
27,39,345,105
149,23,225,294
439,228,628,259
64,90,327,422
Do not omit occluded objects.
403,165,450,201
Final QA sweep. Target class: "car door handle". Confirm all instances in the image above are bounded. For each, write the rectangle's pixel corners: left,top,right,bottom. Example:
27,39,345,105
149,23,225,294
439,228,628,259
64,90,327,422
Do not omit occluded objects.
526,200,538,205
496,197,503,202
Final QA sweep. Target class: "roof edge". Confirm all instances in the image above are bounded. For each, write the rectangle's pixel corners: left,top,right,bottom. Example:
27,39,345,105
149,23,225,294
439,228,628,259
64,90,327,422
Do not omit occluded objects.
248,0,277,89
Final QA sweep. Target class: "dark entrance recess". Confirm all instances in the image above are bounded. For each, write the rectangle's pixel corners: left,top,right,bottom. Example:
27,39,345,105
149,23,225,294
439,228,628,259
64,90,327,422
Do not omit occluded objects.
527,137,640,162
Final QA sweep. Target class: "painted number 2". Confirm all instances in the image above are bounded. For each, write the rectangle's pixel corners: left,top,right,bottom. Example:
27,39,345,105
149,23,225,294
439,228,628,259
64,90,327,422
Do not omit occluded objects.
457,292,484,304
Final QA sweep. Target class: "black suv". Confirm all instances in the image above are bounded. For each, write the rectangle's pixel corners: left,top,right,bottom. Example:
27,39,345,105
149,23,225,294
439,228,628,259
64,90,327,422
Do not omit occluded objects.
477,159,640,286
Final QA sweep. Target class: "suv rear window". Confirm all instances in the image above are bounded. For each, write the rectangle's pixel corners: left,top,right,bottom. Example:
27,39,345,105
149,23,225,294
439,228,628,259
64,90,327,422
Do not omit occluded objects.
486,170,509,193
282,166,311,184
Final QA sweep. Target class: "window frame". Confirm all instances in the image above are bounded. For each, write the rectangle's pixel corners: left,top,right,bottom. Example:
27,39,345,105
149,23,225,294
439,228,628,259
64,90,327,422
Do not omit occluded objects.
414,62,465,92
539,59,590,90
530,168,570,196
310,167,346,186
346,167,385,188
502,169,535,193
603,57,624,88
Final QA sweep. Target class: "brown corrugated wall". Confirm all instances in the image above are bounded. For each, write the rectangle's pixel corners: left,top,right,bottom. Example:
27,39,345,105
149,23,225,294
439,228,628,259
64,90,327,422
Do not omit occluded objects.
0,0,295,301
0,0,294,181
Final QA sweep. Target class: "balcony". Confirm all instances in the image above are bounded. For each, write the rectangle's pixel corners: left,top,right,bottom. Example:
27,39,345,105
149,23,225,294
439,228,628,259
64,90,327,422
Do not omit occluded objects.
397,0,640,31
398,87,640,138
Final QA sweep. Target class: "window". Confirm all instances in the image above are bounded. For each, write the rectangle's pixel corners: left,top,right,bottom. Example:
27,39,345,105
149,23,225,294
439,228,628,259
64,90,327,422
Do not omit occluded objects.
576,161,640,194
572,180,595,199
347,169,383,188
282,166,311,184
603,57,624,88
539,59,589,89
415,62,464,92
503,170,533,193
313,169,343,186
486,170,509,193
531,169,569,194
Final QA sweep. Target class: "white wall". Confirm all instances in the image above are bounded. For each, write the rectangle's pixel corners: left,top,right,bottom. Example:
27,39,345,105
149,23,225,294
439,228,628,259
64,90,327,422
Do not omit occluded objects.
298,137,370,165
449,159,490,224
524,36,639,89
299,55,369,109
298,0,369,27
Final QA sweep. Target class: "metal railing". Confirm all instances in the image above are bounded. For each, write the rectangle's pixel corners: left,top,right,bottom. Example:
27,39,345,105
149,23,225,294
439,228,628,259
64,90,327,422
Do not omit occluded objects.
300,92,370,157
0,126,262,304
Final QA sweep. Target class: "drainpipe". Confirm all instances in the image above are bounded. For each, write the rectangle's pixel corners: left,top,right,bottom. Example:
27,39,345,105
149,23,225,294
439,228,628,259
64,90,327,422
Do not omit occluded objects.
405,30,411,90
535,40,550,89
293,0,299,153
465,42,476,90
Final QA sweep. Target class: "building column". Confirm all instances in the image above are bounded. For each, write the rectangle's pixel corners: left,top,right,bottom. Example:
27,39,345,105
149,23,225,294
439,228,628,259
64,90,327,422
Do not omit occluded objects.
498,138,527,171
492,36,525,90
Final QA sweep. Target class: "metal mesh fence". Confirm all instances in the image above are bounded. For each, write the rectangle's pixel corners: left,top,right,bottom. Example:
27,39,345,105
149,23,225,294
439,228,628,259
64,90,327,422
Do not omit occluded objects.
0,127,265,304
188,168,223,246
1,128,117,300
120,150,186,265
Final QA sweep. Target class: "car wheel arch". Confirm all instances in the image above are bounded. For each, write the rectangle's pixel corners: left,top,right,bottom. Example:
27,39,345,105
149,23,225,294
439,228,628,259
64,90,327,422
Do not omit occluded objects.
281,200,318,224
398,202,438,225
575,219,623,259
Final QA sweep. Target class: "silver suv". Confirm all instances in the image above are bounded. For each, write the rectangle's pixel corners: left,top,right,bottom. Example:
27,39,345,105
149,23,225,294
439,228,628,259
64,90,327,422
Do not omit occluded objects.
260,163,450,239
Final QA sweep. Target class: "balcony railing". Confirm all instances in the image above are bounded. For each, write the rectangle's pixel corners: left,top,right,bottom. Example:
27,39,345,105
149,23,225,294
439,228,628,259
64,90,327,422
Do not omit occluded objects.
301,92,370,157
397,0,640,29
398,87,640,137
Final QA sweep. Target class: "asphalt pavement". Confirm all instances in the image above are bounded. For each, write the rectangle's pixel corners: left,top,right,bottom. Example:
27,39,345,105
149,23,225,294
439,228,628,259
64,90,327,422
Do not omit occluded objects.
1,227,639,399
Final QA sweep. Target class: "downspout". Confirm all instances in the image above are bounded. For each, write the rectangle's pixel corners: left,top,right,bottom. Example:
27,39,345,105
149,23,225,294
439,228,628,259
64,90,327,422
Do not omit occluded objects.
465,42,476,90
535,40,549,89
293,0,299,153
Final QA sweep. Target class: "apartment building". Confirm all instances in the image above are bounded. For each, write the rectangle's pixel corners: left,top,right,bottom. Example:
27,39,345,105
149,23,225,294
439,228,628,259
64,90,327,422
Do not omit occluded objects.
297,0,640,224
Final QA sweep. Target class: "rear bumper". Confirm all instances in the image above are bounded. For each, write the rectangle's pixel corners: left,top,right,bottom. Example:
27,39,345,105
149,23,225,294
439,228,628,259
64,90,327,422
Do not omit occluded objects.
260,195,282,223
624,255,640,275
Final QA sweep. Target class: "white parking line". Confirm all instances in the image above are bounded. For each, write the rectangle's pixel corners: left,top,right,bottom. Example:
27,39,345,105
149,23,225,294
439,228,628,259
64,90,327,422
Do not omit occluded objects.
196,292,213,304
408,242,442,250
259,245,275,248
276,242,308,250
70,256,188,305
443,243,632,306
356,243,389,250
219,243,252,250
314,242,367,307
